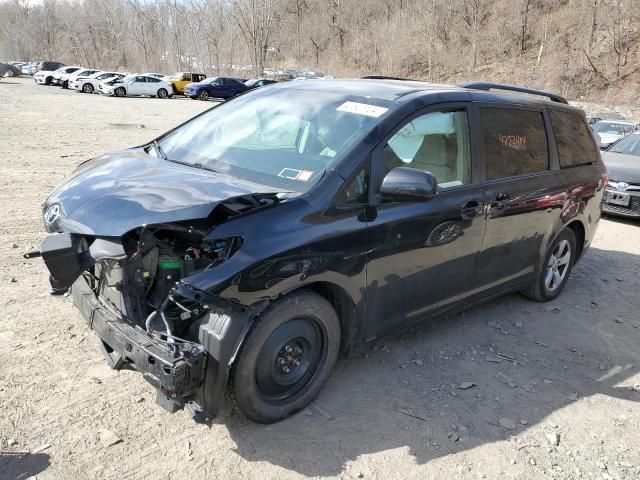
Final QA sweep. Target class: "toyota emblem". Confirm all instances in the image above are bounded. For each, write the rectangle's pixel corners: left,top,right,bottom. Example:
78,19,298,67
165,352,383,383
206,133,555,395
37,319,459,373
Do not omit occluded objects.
44,203,62,226
616,182,629,191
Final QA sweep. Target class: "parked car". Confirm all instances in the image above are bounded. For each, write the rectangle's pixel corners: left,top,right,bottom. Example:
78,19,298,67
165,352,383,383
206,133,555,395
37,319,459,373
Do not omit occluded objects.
245,78,278,90
184,76,248,100
31,62,66,83
593,120,639,150
34,65,67,85
166,72,206,94
61,68,99,89
71,71,126,93
601,132,640,217
22,62,36,75
0,62,22,77
100,74,173,98
51,66,82,86
28,80,606,424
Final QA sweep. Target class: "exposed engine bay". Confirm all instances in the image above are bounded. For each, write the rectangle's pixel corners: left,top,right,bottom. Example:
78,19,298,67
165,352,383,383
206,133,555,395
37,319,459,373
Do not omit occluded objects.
28,193,282,420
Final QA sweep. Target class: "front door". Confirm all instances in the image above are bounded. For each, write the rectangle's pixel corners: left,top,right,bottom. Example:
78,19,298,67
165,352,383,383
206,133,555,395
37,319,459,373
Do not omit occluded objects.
365,105,487,338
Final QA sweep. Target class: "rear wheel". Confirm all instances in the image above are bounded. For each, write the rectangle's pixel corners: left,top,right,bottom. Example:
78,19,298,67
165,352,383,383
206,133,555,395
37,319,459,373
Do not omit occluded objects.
114,87,126,97
82,83,94,93
157,88,168,99
231,291,340,423
198,90,209,101
521,228,576,302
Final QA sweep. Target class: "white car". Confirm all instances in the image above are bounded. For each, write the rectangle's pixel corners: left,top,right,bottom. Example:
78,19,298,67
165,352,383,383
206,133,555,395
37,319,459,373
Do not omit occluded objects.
34,66,68,86
593,120,640,150
51,66,82,86
62,68,99,89
100,74,173,98
71,71,126,93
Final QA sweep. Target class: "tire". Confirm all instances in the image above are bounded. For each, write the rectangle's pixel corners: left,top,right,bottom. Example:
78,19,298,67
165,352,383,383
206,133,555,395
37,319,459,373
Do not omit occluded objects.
231,290,341,423
62,80,68,89
114,87,126,97
198,90,209,101
82,83,94,93
45,76,52,85
6,70,14,77
157,88,168,99
521,228,577,302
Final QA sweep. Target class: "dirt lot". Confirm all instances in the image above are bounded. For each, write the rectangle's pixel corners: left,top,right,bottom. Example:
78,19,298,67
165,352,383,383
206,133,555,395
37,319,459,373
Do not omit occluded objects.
1,76,639,480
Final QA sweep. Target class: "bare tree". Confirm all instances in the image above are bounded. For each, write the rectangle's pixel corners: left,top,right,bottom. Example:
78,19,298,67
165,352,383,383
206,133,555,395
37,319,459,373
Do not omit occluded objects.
229,0,279,76
460,0,491,70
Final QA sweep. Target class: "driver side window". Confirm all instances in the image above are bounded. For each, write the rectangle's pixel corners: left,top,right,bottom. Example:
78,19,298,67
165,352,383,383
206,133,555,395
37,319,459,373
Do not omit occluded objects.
383,109,472,189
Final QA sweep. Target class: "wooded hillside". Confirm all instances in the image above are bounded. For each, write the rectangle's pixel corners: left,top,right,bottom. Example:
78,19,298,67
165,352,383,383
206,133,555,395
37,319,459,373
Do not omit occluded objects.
1,0,638,104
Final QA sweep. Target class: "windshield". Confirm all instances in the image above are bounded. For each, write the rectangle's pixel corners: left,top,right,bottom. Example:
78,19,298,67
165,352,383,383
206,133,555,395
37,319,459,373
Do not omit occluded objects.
156,87,393,192
609,134,640,156
594,122,634,135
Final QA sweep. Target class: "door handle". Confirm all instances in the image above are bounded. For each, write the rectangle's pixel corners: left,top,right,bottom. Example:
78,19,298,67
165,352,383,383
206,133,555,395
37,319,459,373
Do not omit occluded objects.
461,199,485,219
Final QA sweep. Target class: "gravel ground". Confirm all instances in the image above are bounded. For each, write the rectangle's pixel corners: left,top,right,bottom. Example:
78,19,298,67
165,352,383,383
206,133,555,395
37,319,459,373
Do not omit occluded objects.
1,77,639,480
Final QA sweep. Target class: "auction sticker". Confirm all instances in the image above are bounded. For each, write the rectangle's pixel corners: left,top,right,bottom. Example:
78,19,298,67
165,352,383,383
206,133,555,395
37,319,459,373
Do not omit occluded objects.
337,101,388,118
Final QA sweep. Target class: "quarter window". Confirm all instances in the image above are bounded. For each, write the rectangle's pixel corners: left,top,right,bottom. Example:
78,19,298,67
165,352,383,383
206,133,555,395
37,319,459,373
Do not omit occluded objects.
383,110,472,189
480,108,548,179
548,110,598,167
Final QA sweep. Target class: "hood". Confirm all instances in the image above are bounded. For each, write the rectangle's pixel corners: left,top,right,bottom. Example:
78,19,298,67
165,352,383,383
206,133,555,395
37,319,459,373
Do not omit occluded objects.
44,148,287,236
597,133,624,145
602,152,640,184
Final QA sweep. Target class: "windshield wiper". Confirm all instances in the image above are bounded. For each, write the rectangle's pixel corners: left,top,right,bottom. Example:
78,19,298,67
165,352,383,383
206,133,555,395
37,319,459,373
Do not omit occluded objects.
152,140,168,160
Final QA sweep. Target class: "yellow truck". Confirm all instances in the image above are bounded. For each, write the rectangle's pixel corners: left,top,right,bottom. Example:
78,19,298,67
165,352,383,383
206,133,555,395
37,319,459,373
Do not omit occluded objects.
167,72,206,94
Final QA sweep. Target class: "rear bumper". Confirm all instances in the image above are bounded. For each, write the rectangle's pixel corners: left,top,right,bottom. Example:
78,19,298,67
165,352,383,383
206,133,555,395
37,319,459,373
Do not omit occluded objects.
71,276,206,405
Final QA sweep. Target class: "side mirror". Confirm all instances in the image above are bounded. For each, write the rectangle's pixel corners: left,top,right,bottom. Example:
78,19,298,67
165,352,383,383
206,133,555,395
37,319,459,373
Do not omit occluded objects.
380,167,437,202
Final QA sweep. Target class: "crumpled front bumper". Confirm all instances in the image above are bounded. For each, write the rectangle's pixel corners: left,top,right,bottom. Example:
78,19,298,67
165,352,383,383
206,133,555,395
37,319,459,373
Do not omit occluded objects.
71,276,207,408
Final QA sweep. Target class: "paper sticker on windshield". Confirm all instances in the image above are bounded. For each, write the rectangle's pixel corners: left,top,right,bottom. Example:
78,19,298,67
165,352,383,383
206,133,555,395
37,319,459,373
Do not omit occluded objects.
278,168,314,181
337,101,388,118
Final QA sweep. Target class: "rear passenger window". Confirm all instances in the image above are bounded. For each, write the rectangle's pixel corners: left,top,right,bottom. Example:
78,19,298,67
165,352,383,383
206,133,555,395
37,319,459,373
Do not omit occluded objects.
548,110,597,167
480,108,548,180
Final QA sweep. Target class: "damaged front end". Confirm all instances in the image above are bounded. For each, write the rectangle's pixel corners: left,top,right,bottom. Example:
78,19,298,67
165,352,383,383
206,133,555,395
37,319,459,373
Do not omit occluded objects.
30,219,258,421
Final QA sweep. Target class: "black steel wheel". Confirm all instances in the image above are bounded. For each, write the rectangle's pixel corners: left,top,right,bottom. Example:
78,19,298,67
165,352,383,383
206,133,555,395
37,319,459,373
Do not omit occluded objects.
521,228,577,302
231,290,340,423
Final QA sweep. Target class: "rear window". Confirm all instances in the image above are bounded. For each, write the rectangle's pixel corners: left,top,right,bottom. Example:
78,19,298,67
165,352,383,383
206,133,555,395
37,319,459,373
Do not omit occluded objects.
480,107,549,180
548,110,598,167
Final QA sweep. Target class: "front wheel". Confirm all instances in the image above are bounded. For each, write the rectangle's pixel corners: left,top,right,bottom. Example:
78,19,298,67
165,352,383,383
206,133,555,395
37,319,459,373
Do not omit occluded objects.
231,291,341,423
114,87,126,97
157,88,168,99
5,70,14,77
198,90,209,101
521,228,576,302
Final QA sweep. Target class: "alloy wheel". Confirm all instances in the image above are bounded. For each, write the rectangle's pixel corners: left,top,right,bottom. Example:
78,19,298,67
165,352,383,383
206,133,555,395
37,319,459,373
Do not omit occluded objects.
544,239,571,291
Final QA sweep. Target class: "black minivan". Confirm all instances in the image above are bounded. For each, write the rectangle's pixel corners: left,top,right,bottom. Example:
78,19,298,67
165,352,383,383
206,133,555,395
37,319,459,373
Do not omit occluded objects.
31,79,607,423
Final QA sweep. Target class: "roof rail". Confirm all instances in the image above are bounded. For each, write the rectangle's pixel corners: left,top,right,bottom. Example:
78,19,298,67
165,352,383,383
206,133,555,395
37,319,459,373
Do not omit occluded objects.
362,75,415,81
459,82,569,104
